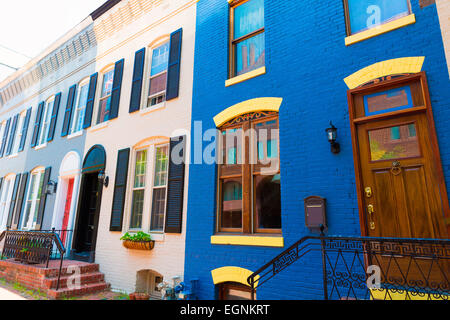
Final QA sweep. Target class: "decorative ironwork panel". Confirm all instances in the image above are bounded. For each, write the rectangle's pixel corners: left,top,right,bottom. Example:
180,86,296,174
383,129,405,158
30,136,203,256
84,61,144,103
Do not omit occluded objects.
248,236,450,300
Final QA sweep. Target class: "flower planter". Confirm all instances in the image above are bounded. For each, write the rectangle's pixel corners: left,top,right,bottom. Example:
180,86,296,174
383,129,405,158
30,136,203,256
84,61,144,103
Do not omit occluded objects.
122,240,155,251
129,292,150,300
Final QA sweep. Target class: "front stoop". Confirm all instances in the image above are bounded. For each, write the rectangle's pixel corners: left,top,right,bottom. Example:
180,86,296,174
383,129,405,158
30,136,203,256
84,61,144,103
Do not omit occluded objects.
0,259,110,299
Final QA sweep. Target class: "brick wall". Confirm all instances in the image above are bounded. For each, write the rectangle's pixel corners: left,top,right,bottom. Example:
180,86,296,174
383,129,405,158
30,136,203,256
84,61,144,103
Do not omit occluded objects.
184,0,450,300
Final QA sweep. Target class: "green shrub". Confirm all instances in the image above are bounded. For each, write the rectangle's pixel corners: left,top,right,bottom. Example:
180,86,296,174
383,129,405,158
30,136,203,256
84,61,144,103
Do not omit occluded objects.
120,231,152,242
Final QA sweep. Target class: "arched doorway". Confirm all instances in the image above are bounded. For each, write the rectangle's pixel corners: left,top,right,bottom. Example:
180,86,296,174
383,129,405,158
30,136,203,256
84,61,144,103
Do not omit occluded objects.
72,145,106,262
51,151,81,252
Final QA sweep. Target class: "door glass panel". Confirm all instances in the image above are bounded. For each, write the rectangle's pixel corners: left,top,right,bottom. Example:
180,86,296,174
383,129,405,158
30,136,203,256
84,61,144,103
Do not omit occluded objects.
364,86,413,116
369,123,420,161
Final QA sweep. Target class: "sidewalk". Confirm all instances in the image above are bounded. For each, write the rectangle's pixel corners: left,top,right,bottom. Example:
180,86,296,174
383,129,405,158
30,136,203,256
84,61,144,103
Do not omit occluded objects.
0,287,27,300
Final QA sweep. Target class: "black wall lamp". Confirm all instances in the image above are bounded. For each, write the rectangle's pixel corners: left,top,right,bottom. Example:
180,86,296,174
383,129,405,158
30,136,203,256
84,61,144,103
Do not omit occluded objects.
98,170,109,188
325,121,340,154
46,180,58,194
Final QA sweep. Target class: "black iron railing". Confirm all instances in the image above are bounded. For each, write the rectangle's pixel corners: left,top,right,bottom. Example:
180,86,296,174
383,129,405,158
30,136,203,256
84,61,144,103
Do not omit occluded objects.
247,233,449,300
40,229,73,259
0,229,67,290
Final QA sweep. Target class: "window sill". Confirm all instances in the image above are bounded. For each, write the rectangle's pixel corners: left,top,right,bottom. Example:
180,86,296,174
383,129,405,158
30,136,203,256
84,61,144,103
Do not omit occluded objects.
210,234,284,247
345,14,416,46
34,143,47,151
150,232,165,242
88,121,109,133
67,130,83,140
225,67,266,87
7,153,18,159
140,102,166,116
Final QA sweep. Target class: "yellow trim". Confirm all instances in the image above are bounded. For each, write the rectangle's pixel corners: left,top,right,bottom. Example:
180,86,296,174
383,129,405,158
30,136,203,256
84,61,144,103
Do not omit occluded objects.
213,97,282,127
225,67,266,87
211,266,259,287
370,289,449,301
345,14,416,46
344,56,425,89
211,235,284,247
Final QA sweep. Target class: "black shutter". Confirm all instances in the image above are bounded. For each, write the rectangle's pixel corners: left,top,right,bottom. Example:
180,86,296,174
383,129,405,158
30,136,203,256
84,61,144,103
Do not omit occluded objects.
6,114,19,156
109,59,125,120
11,173,28,230
110,148,130,231
46,92,61,142
129,48,146,113
0,118,11,157
35,167,51,230
31,102,45,147
166,28,183,101
6,173,21,229
61,85,77,137
165,135,186,233
83,73,98,129
18,108,32,152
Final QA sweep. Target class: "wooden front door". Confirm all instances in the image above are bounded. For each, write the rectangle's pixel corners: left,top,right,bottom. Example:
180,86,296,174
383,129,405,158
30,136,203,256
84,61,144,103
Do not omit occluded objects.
349,73,450,291
349,73,449,240
356,112,447,239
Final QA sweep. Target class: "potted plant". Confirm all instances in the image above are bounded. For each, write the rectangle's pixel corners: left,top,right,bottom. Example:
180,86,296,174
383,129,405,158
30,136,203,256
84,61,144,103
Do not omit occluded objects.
120,232,155,251
129,292,150,300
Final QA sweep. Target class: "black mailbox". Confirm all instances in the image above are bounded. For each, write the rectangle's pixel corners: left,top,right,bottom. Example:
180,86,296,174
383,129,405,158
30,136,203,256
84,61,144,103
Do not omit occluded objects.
304,196,327,230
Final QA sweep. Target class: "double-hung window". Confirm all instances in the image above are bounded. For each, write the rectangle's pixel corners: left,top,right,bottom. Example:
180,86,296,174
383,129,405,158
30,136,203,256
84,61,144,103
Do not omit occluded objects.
11,113,25,155
0,175,15,230
130,149,147,229
97,68,114,124
344,0,412,35
150,145,169,232
21,168,45,230
128,142,170,233
38,97,55,147
71,79,90,134
147,42,169,108
218,112,281,234
230,0,265,77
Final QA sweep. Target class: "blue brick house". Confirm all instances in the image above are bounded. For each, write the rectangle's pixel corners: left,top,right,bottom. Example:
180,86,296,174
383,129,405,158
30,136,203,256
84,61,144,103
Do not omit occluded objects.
183,0,450,300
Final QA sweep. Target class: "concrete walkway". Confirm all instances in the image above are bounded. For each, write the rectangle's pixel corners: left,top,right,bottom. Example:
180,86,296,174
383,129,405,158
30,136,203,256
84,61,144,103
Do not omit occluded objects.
0,287,27,300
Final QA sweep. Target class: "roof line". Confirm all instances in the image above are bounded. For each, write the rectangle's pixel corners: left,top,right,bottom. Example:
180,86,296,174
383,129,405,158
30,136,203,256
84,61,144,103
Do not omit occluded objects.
91,0,122,20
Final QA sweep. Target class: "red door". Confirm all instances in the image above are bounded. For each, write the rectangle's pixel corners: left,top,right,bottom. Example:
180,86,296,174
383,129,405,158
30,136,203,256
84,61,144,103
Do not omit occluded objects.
61,179,74,246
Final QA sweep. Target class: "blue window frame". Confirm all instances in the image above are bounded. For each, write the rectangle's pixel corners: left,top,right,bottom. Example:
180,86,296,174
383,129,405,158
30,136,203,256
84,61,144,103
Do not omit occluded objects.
363,85,413,117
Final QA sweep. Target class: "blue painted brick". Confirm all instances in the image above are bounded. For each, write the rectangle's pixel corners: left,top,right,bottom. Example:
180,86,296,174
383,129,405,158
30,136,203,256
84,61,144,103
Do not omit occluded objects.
184,0,450,300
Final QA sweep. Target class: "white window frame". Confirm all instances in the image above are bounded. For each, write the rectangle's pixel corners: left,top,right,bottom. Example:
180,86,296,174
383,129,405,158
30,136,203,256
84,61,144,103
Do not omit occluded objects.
0,174,16,230
125,139,170,234
11,111,26,156
70,78,90,135
97,68,115,125
149,144,169,233
0,121,5,150
21,168,45,230
37,96,55,147
129,148,148,231
145,42,170,110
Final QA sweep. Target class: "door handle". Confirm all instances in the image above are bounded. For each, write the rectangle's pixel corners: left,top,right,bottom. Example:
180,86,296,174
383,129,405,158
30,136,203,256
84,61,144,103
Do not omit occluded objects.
367,204,375,230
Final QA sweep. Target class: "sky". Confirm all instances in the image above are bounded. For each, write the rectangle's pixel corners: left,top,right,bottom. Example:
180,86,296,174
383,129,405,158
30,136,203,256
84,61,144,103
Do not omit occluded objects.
0,0,107,82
